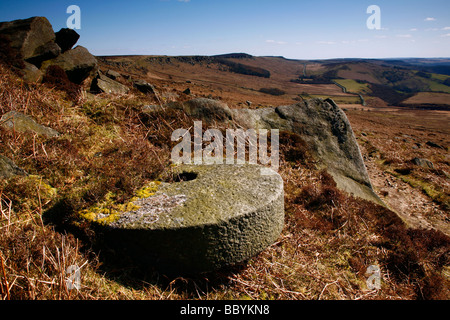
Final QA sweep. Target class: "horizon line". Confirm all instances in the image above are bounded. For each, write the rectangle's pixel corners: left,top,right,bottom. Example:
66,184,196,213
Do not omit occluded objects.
94,52,450,61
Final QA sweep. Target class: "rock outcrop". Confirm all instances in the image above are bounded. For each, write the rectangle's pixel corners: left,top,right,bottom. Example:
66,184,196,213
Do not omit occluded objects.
0,17,57,64
26,41,61,67
133,79,156,95
90,71,129,95
158,97,383,205
159,98,233,122
0,17,97,85
41,46,98,84
105,69,121,80
232,98,383,205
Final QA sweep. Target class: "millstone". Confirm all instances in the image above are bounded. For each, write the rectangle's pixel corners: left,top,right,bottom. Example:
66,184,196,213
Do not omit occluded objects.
89,164,284,274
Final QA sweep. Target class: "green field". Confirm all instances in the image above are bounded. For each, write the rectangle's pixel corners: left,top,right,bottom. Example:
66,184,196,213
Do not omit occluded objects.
430,73,450,81
423,79,450,93
412,71,450,93
333,79,371,94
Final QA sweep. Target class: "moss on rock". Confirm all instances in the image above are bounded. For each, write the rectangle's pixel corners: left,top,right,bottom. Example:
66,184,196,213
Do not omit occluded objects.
82,164,285,274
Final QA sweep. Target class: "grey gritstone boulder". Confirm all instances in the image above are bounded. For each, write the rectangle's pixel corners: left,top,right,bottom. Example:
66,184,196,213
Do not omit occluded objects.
0,154,27,179
83,163,285,274
232,98,385,206
1,111,59,138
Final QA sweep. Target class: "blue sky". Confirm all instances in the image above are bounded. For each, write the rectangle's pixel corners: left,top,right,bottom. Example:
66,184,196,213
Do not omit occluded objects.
0,0,449,59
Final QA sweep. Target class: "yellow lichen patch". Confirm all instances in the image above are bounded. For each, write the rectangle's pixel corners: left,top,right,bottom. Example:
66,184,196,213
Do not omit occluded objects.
135,181,161,199
79,181,162,225
97,210,122,225
79,191,122,225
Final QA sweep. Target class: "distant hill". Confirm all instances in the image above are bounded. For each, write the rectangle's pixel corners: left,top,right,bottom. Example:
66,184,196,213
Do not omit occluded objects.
97,54,450,109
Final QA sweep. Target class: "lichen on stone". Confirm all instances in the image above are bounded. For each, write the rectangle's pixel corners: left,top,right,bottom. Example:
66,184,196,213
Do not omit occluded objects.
109,193,188,229
134,181,161,199
79,181,163,225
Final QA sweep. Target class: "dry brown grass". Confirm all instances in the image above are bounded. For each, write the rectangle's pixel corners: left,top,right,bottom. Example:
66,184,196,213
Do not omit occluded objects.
402,92,450,106
346,108,449,226
1,62,449,301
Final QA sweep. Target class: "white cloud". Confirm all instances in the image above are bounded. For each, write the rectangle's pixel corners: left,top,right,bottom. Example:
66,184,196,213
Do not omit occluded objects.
425,17,436,21
375,35,388,39
178,0,191,2
265,40,287,45
396,34,413,38
317,41,337,45
410,28,418,31
441,33,450,37
442,27,450,30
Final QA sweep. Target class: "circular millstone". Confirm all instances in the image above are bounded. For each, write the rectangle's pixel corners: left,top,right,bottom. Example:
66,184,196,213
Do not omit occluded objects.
96,164,284,274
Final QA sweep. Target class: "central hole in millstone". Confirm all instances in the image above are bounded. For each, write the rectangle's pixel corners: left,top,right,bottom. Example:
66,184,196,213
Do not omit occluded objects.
172,171,198,183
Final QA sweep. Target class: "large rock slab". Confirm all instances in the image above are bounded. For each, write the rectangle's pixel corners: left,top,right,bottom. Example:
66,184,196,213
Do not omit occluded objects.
41,46,98,84
133,79,156,95
232,98,384,205
1,111,59,138
91,71,129,95
81,164,285,274
0,16,56,63
25,41,60,67
165,98,234,122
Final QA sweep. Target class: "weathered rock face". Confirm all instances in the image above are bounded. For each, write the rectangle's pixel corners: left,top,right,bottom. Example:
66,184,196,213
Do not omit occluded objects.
232,98,384,205
412,157,434,169
0,17,97,85
144,97,380,204
0,154,27,179
41,46,98,84
276,100,371,186
81,164,285,274
90,71,129,95
133,79,156,94
105,69,121,80
0,16,56,62
165,98,233,122
55,28,80,53
184,98,233,121
22,61,43,83
0,111,59,138
26,41,61,67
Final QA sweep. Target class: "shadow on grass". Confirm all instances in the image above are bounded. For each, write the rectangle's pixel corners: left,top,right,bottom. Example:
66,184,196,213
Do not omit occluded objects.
43,198,249,299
